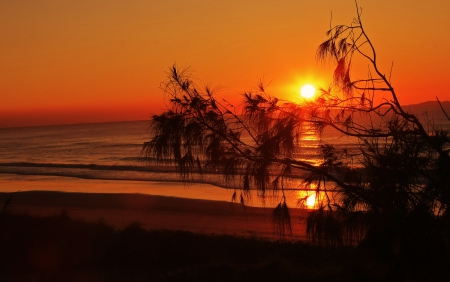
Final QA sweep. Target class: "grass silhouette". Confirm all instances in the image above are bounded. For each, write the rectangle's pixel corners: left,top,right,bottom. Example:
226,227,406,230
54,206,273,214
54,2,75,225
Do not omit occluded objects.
0,212,447,281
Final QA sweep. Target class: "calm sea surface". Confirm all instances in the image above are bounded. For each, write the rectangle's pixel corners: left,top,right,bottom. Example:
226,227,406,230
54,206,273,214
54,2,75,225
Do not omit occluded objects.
1,110,448,207
0,120,351,207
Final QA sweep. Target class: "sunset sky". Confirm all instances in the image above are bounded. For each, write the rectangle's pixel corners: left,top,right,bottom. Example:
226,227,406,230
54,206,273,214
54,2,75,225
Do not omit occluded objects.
1,0,449,128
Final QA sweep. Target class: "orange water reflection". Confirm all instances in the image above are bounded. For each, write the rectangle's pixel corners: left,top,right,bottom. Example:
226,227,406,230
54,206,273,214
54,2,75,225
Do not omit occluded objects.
293,182,332,209
1,175,334,210
296,190,318,209
300,134,319,142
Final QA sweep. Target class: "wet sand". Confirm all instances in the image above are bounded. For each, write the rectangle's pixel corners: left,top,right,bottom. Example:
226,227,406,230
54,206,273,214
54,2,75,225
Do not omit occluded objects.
0,191,308,241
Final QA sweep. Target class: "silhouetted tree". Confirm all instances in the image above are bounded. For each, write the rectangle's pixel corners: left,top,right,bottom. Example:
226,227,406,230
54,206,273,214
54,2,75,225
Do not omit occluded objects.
143,2,449,278
311,4,450,276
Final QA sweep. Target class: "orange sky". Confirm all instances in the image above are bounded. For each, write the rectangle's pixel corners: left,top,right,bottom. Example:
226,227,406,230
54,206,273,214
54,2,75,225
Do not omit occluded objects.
1,0,449,128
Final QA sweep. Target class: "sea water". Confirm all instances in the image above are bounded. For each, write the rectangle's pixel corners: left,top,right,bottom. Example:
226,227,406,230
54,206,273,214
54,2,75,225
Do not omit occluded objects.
0,120,338,182
0,120,355,208
1,108,448,208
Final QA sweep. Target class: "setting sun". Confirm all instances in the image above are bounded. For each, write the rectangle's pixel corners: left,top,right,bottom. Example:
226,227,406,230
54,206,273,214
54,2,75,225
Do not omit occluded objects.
300,84,316,99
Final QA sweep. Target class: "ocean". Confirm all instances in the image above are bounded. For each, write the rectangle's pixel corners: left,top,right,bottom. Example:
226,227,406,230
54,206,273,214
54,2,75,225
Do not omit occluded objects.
0,120,340,208
1,104,448,208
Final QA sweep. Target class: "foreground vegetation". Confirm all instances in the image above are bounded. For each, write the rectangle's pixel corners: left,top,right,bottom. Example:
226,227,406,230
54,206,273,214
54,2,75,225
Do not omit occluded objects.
143,1,450,273
0,213,448,281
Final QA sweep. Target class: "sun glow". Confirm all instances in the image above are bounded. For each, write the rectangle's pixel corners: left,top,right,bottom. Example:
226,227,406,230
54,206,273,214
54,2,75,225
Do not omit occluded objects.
306,193,316,208
300,84,316,99
297,190,318,209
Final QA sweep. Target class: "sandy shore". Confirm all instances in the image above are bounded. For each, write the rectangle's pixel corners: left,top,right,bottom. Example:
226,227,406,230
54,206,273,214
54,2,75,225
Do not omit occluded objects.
0,191,308,241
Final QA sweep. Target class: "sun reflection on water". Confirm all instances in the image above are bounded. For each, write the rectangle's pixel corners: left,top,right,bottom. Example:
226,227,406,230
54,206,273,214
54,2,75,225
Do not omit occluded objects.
306,193,316,207
300,134,319,142
296,189,318,209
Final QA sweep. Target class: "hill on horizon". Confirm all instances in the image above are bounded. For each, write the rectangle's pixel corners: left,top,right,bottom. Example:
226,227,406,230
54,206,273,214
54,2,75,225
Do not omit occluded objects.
2,101,449,130
402,100,450,126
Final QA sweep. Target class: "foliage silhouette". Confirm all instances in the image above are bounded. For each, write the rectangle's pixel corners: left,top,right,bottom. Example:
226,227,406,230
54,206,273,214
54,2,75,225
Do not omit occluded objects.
3,212,396,281
143,1,450,277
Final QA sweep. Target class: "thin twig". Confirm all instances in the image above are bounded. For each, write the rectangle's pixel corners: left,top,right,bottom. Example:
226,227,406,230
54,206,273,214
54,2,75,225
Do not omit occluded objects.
436,96,450,121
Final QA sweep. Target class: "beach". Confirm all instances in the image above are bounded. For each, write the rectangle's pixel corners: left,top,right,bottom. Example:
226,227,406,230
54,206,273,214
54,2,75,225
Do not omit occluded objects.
1,190,308,241
0,120,324,242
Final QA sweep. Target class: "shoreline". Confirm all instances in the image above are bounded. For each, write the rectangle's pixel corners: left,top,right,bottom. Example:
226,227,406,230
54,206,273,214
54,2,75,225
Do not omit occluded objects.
0,173,313,208
0,163,312,191
1,191,308,241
